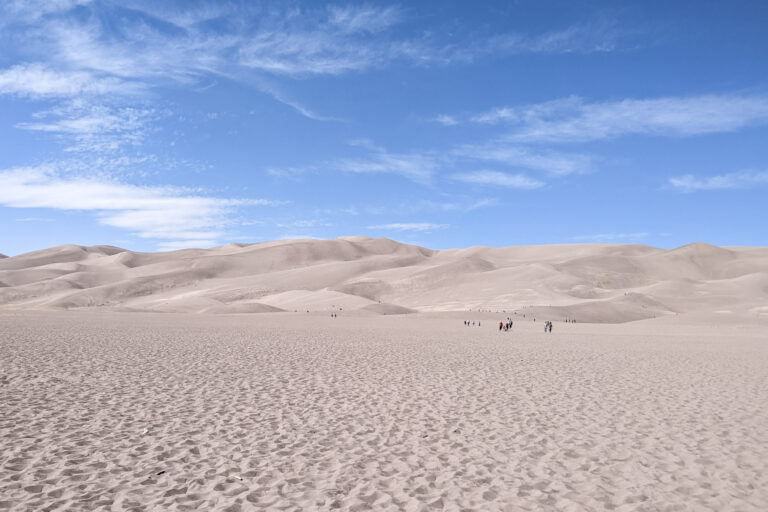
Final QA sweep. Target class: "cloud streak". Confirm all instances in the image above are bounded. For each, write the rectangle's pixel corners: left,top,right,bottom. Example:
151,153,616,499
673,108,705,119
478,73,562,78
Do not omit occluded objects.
452,143,592,176
0,3,636,151
0,165,281,248
461,94,768,143
334,151,439,184
570,232,649,242
18,102,156,152
0,63,139,98
669,171,768,192
452,171,544,189
367,223,448,232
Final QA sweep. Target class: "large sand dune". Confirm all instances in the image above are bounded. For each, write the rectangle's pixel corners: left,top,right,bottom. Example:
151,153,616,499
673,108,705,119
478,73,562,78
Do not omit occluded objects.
1,238,767,322
3,239,767,510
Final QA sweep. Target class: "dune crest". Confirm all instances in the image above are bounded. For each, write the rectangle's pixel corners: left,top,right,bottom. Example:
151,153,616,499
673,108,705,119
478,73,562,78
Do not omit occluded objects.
1,238,766,322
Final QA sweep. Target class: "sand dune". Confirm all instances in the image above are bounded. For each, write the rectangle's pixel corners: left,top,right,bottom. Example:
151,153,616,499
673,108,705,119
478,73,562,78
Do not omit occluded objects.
2,239,767,510
1,238,766,322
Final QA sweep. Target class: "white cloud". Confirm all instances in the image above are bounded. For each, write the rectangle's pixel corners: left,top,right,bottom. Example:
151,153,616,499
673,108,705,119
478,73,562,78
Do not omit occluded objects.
277,234,322,241
416,198,498,212
6,4,624,86
570,232,649,242
0,3,632,138
0,164,280,247
453,143,591,176
367,223,448,232
157,240,219,251
448,94,768,144
277,219,331,228
470,107,517,124
17,103,155,152
266,166,311,179
252,78,337,120
0,63,139,98
498,21,621,54
4,0,92,22
668,171,768,192
238,30,380,76
434,115,459,126
335,151,438,184
444,20,625,63
328,5,403,34
452,171,544,189
508,95,768,143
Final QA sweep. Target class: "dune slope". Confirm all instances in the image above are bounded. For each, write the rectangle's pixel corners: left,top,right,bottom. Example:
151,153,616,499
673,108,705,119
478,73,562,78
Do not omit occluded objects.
1,238,766,322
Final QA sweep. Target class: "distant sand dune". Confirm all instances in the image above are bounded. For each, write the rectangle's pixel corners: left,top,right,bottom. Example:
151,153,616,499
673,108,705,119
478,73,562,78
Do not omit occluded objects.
1,238,766,322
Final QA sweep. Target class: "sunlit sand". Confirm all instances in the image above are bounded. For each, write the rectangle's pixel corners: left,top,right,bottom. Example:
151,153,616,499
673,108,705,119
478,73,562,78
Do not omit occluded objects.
2,239,767,510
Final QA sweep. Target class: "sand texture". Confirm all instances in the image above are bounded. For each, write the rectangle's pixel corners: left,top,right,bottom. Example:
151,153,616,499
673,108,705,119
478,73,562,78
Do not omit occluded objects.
1,238,767,323
2,311,767,511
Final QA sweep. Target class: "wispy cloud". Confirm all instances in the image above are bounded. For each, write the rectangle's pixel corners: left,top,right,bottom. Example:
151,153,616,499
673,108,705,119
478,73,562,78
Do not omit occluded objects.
427,19,626,65
335,151,439,184
367,223,448,232
452,171,544,189
0,63,139,98
669,171,768,192
237,5,405,76
480,20,625,56
3,4,625,92
415,198,498,212
15,217,54,222
570,232,649,242
463,94,768,143
433,114,458,126
3,0,93,23
251,78,338,121
156,240,220,251
0,164,281,248
469,107,517,124
0,2,634,140
276,219,331,228
277,234,322,241
452,143,592,176
18,102,156,152
328,5,403,34
272,137,587,188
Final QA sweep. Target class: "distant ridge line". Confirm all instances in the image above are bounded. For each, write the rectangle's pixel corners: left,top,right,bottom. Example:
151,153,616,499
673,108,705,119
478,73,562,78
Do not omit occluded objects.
0,237,766,322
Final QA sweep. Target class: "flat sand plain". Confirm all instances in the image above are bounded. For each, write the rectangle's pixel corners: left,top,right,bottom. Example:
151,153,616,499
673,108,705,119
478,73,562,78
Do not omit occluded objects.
2,311,767,511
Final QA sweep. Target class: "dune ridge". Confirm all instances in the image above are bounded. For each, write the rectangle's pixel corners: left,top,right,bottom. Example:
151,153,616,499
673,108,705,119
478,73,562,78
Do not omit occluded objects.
1,238,766,322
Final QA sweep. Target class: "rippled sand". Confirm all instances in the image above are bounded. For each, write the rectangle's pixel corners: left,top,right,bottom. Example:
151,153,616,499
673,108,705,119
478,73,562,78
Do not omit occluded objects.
2,311,767,511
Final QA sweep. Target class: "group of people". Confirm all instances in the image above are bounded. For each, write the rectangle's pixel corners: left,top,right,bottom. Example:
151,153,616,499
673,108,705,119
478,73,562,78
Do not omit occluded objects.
463,316,560,333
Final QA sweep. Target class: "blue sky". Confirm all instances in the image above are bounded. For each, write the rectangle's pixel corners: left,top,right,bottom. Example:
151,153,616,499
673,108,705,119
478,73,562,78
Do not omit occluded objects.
1,0,767,255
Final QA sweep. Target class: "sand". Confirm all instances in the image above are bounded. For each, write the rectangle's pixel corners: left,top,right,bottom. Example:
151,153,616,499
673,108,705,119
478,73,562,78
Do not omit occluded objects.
1,238,767,323
2,310,767,511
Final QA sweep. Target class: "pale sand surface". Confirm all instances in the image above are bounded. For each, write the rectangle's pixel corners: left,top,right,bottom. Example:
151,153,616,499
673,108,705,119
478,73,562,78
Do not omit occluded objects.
2,311,767,511
2,239,767,323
